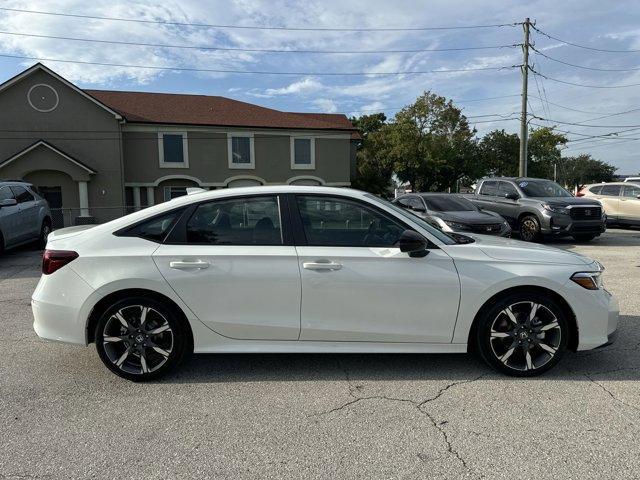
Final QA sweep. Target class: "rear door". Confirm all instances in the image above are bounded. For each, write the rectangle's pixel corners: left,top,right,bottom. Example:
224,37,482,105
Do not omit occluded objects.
620,184,640,224
293,194,460,343
10,186,39,239
0,186,21,246
598,184,621,220
152,194,302,340
474,180,500,211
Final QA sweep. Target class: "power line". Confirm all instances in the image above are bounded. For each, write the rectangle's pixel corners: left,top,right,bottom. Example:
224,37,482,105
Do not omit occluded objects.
0,7,520,32
529,120,640,139
0,53,517,76
527,95,618,115
564,137,640,151
533,47,640,72
532,115,640,128
531,25,640,53
0,30,518,54
531,68,640,89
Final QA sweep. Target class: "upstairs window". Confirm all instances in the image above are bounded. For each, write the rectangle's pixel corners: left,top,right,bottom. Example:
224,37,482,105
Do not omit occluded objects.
291,137,315,169
158,132,188,167
228,133,255,169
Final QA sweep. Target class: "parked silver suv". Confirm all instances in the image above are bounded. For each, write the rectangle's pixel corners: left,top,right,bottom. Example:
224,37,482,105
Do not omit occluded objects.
0,181,51,254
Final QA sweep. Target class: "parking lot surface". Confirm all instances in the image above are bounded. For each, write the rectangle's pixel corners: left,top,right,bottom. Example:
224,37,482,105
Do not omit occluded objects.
1,230,639,479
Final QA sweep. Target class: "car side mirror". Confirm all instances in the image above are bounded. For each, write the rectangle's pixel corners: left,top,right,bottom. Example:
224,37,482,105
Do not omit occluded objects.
637,194,640,200
0,198,17,208
398,230,429,258
504,192,519,200
410,205,426,212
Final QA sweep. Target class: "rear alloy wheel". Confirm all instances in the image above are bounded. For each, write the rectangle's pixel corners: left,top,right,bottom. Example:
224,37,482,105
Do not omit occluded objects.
476,293,568,376
95,297,188,381
572,234,597,242
519,215,540,242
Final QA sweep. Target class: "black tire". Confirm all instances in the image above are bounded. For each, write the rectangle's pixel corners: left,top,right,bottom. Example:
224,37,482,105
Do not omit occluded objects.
475,292,569,377
95,296,189,381
519,215,541,242
572,234,597,242
38,218,51,249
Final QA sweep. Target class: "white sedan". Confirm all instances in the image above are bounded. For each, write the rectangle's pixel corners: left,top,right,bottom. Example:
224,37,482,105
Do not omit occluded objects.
32,186,618,381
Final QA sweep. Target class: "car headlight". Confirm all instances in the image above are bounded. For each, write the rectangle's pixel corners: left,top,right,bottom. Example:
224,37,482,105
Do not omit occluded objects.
543,203,570,215
570,271,603,290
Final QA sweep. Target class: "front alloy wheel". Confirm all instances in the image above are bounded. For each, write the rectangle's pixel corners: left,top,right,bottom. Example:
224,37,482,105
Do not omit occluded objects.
95,298,188,381
477,294,568,376
519,215,540,242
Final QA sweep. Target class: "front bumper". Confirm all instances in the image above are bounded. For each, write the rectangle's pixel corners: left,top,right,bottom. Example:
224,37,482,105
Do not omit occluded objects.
540,211,606,237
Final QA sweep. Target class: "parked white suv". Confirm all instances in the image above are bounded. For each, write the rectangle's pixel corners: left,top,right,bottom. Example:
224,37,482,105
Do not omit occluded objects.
0,181,51,254
32,186,618,381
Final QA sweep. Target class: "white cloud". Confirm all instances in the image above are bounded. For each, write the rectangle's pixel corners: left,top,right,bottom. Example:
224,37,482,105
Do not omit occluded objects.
312,98,338,113
264,77,324,95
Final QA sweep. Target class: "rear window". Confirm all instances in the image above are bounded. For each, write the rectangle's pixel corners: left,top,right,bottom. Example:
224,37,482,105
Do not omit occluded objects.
423,196,476,212
117,208,185,243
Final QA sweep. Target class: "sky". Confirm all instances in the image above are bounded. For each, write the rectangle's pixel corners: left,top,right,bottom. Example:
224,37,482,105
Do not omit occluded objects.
0,0,639,173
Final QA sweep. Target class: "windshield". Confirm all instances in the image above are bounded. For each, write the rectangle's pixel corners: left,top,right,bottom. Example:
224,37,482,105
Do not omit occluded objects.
517,180,572,198
364,194,456,245
423,195,476,212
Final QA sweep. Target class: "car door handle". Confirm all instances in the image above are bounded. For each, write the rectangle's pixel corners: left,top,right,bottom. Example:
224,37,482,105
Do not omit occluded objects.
169,260,210,270
303,261,343,271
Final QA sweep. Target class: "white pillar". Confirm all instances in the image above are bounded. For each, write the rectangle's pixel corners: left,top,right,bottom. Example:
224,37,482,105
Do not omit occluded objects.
78,181,89,217
146,187,155,207
133,186,141,211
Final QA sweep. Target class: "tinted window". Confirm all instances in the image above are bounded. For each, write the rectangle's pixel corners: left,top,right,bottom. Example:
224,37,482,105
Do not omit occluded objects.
231,136,251,164
518,180,572,197
121,209,184,243
423,196,476,212
589,185,602,194
186,196,282,245
297,195,405,247
408,197,425,210
480,181,498,196
294,138,312,165
395,197,412,208
600,184,622,196
10,186,34,203
162,134,184,163
623,185,640,197
498,181,518,196
364,194,456,245
0,186,14,201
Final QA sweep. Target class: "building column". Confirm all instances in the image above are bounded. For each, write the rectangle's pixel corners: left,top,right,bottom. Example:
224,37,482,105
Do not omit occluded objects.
146,187,155,207
133,186,141,211
78,181,89,217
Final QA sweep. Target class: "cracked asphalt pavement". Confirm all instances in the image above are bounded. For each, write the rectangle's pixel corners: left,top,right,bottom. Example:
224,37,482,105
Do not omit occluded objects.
1,229,640,479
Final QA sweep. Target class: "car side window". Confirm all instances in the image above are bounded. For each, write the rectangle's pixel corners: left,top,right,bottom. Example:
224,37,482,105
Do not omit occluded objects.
498,182,518,197
600,184,622,196
118,208,185,243
186,195,282,245
395,197,411,208
480,181,498,196
589,185,602,194
296,195,405,247
623,185,640,198
0,187,14,201
10,186,34,203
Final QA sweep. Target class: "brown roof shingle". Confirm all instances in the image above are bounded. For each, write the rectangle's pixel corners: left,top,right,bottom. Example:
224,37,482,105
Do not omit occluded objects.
85,90,356,132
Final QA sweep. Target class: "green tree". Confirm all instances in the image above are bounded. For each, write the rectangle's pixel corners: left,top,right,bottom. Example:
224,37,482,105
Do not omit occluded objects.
349,113,394,195
478,129,520,177
378,92,477,191
556,154,616,189
527,127,568,178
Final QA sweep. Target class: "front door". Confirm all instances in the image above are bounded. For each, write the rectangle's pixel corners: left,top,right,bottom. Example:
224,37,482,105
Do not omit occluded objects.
153,194,301,340
620,184,640,224
38,186,63,229
294,194,460,343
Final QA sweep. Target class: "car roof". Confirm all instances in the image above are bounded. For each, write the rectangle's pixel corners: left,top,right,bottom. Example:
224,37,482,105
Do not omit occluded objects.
479,177,546,182
0,180,32,186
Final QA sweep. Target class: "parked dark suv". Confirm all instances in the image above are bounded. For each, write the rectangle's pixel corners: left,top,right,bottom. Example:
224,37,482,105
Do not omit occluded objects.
465,177,606,242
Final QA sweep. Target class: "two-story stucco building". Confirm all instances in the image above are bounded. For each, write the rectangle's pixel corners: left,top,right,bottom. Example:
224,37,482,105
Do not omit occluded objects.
0,63,358,227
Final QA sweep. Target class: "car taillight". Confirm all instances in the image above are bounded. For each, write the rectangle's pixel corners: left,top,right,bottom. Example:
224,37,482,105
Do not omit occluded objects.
42,250,79,275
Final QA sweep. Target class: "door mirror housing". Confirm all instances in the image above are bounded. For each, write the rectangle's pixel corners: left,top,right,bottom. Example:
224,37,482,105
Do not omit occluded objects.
398,230,429,258
0,198,17,208
504,192,519,200
410,204,426,213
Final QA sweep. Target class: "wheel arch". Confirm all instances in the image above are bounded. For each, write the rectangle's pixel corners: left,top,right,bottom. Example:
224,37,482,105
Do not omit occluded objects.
86,288,194,352
467,285,579,353
517,210,542,225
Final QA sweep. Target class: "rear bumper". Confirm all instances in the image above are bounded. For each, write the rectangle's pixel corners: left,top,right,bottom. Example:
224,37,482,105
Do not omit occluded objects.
31,266,94,345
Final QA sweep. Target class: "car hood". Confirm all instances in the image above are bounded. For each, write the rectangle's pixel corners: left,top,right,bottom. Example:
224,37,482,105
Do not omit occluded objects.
434,210,502,225
459,234,594,266
524,196,602,206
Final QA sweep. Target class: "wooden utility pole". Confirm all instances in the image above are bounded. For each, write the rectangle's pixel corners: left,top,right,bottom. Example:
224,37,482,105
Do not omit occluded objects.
519,18,531,177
